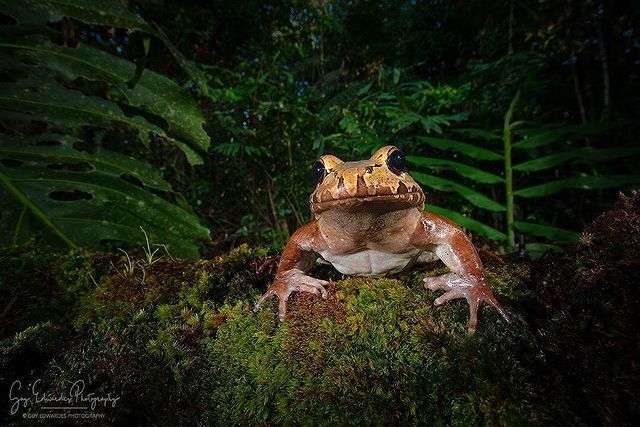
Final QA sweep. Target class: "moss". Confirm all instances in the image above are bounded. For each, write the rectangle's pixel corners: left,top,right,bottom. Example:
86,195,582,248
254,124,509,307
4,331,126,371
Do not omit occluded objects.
1,195,639,425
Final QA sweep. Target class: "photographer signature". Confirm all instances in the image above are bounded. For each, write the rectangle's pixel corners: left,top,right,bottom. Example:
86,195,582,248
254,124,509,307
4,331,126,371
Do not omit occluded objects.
9,379,120,415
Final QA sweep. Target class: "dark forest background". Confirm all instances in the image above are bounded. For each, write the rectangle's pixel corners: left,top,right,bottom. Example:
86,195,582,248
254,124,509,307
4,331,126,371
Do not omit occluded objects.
2,2,640,425
1,0,639,258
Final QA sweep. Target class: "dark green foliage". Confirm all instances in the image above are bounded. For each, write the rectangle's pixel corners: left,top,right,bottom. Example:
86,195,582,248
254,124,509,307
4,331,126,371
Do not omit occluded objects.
0,134,209,258
402,94,638,251
0,0,211,257
2,193,639,425
171,0,640,252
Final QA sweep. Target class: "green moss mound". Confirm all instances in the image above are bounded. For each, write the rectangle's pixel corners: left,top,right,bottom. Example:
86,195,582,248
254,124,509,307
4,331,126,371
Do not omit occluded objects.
1,193,639,425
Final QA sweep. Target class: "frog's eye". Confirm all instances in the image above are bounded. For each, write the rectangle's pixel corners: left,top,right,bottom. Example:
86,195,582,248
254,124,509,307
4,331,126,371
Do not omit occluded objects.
312,160,326,183
387,149,406,174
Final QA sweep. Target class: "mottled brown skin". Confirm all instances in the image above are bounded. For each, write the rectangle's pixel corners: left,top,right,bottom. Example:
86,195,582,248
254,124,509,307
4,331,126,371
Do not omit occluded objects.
254,146,510,333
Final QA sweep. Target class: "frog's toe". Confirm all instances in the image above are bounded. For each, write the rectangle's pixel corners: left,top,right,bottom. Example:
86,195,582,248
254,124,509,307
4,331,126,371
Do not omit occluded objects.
278,297,288,322
429,285,482,334
306,278,330,299
254,276,330,321
293,282,328,299
424,277,511,333
434,287,464,305
478,289,511,324
253,287,280,314
423,273,460,291
423,276,446,291
253,284,293,321
468,298,479,334
466,285,511,332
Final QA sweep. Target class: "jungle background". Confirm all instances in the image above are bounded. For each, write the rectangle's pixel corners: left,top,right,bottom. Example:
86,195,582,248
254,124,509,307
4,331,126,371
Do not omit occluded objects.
1,0,639,256
1,0,639,425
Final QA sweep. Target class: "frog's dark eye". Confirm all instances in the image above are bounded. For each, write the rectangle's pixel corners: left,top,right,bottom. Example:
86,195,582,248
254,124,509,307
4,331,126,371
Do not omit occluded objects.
312,160,326,183
387,149,406,174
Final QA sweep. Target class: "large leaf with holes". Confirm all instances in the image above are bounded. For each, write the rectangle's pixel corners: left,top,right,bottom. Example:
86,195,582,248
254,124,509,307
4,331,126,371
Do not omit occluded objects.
408,155,504,184
0,135,209,258
0,0,207,94
0,133,171,190
413,172,505,212
417,136,503,161
0,36,209,151
0,37,208,164
424,204,506,241
0,74,203,165
513,175,640,198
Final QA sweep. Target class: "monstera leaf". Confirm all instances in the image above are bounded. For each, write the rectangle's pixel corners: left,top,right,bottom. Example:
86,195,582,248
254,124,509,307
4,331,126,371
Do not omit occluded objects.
0,34,209,164
0,0,213,255
0,0,207,94
0,135,209,258
0,72,205,165
1,35,209,151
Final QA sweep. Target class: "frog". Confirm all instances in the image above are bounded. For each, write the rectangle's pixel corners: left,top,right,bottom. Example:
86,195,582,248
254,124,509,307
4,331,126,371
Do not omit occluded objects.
253,146,511,333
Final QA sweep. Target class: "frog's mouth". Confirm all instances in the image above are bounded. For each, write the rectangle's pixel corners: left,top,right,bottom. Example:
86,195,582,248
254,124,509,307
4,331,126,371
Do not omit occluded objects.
310,184,425,214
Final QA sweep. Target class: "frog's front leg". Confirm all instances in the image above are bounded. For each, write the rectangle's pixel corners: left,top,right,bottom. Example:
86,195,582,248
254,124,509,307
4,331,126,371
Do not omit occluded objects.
253,221,329,321
411,212,511,333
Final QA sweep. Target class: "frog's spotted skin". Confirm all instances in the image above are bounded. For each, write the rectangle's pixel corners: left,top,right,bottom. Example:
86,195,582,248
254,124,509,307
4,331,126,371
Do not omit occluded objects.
254,146,510,333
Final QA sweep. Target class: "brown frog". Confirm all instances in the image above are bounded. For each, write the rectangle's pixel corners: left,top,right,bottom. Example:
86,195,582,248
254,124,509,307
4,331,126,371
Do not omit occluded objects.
253,146,511,333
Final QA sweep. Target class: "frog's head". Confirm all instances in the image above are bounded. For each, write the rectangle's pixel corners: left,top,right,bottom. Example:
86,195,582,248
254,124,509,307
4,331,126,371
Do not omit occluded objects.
309,146,425,215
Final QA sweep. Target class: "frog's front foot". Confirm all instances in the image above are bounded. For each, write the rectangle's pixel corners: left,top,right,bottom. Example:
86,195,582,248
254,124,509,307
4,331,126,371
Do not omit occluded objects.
253,269,329,321
424,273,511,333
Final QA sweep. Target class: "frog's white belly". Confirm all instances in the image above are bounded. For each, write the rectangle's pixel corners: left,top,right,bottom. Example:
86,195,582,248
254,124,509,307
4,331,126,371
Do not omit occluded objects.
318,248,421,277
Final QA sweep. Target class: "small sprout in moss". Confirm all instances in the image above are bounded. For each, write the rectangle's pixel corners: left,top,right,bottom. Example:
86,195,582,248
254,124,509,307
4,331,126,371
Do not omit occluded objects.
114,248,137,277
140,226,171,266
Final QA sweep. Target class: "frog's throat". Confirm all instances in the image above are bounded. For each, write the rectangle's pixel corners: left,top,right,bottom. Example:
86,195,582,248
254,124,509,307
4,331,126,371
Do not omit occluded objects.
310,191,425,214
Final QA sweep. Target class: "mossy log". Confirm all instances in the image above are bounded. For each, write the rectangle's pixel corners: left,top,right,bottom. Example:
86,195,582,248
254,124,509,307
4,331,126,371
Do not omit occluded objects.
1,193,639,425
